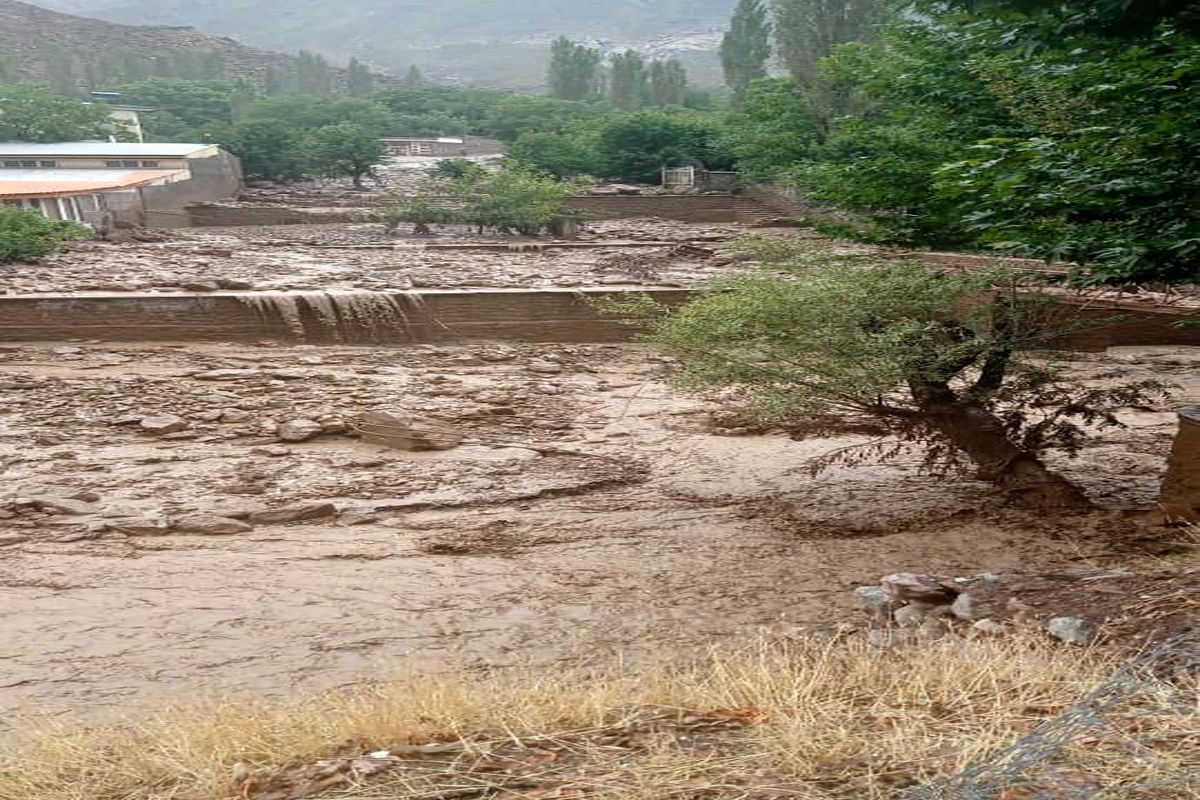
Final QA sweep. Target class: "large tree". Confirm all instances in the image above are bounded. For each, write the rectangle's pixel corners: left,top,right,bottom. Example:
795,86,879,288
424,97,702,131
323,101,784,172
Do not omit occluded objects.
720,0,773,107
772,0,882,125
547,37,604,101
609,50,648,110
0,84,112,142
648,59,689,107
646,263,1167,511
302,122,387,188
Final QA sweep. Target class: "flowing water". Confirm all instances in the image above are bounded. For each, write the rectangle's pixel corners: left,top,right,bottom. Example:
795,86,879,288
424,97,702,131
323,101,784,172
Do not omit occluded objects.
238,290,415,342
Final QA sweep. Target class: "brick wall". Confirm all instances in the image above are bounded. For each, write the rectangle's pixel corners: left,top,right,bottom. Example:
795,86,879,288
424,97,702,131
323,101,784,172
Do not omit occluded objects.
0,289,693,344
567,195,739,222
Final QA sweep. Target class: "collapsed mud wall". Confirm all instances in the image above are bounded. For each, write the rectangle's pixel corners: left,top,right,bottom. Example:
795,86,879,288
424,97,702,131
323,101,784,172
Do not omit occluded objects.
567,195,741,223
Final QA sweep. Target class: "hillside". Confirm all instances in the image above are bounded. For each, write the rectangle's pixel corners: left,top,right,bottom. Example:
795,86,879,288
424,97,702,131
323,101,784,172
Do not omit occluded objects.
0,0,325,90
27,0,736,88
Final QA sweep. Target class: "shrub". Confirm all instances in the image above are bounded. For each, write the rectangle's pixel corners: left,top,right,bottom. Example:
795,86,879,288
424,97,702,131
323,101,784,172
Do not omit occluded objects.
0,209,88,263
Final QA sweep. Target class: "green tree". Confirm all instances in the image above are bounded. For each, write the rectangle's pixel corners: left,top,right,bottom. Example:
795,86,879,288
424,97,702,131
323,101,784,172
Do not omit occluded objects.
295,51,333,95
0,209,88,264
218,119,307,180
303,122,387,188
647,263,1167,511
595,112,734,183
118,79,241,140
0,84,111,141
609,50,648,110
463,167,578,236
508,131,598,177
725,78,815,180
241,95,393,135
347,58,374,95
648,59,688,107
404,65,424,86
772,0,883,126
547,37,604,101
720,0,772,107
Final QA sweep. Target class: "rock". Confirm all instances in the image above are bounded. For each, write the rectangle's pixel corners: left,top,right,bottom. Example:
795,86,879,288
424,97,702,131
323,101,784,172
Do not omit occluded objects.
917,618,947,640
276,419,324,442
339,510,381,526
950,592,975,621
247,502,337,525
354,410,463,451
201,501,269,520
194,369,260,381
893,604,928,628
30,496,99,515
140,414,189,435
172,514,252,535
1047,616,1098,646
854,586,892,618
881,572,959,605
105,517,171,536
970,619,1005,636
867,629,913,649
527,360,563,375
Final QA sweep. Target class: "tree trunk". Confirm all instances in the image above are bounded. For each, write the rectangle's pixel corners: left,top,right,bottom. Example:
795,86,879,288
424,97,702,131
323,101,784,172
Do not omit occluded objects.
910,381,1093,512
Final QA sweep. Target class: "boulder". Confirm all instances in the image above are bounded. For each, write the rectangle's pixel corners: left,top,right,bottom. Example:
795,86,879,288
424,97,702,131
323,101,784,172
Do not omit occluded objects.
1047,616,1098,646
248,502,337,525
105,517,171,536
950,592,975,621
277,419,324,442
29,496,99,515
353,411,462,451
172,514,253,535
880,572,959,605
140,414,189,435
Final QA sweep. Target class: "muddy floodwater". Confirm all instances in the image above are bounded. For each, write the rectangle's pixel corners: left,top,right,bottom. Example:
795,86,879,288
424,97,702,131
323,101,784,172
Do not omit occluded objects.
2,338,1195,723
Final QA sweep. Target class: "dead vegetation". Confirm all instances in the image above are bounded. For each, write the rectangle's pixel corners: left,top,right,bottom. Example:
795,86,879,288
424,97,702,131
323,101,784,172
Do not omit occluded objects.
1,633,1194,800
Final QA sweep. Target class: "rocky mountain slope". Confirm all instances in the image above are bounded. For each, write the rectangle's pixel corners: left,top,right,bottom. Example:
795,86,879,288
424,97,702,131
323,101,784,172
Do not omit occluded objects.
26,0,736,88
0,0,312,88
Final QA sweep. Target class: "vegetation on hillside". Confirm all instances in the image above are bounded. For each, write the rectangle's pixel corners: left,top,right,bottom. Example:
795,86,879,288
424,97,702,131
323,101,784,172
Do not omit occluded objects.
0,83,113,141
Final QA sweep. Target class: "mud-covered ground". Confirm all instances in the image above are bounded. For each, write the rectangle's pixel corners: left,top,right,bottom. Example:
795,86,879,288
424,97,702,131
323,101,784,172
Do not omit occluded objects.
3,219,763,295
2,339,1195,723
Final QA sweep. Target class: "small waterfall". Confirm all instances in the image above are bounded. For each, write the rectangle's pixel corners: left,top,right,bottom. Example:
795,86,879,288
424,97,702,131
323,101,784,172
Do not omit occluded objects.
237,290,416,343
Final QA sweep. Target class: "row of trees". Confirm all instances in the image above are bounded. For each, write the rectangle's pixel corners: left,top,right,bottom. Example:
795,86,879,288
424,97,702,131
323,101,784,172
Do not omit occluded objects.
717,0,1200,283
548,37,692,109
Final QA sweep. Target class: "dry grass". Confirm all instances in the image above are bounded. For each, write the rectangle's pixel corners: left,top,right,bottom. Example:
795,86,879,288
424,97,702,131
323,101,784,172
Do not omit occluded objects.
0,634,1195,800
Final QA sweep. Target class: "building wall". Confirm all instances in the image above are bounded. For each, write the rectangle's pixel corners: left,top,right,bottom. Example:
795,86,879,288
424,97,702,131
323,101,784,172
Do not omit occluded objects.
140,152,244,227
0,156,193,170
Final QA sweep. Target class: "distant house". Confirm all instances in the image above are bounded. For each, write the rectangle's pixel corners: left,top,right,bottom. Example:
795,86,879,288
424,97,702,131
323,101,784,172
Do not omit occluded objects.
88,92,155,143
380,136,505,157
0,142,242,228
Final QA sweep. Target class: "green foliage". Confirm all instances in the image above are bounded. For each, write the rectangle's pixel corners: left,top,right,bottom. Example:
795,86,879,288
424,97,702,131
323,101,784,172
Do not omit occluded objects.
294,51,333,95
548,38,604,101
507,131,599,178
302,122,387,187
241,95,393,136
609,50,649,110
0,209,88,264
720,0,772,107
462,168,579,235
430,159,487,181
724,233,816,264
595,112,735,182
648,60,689,107
748,3,1200,283
217,119,307,180
645,263,1169,496
380,199,462,234
723,78,814,180
117,78,244,140
0,84,112,141
346,58,374,96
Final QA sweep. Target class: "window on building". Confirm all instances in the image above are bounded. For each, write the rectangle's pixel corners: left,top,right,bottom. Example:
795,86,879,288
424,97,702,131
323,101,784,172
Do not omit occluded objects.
38,160,57,168
2,161,20,168
105,161,123,168
141,160,159,168
121,160,139,168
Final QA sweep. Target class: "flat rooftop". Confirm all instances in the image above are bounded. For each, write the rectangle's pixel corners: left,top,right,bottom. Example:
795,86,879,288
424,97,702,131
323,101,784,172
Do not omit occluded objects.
0,142,215,157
